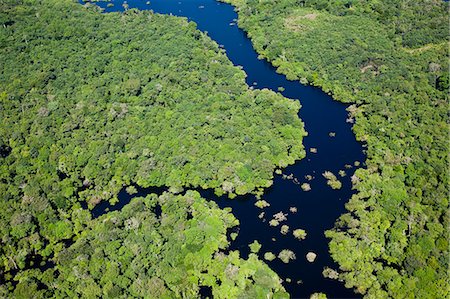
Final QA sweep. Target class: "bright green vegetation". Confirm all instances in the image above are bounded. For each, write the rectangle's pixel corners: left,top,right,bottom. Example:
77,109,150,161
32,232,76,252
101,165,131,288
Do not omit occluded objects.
255,199,270,208
264,252,276,261
1,0,306,201
249,240,262,253
280,224,289,235
11,191,287,298
222,0,449,298
269,219,280,226
293,229,307,240
0,0,307,296
322,267,339,280
300,182,311,191
310,293,327,299
322,171,342,190
278,249,296,264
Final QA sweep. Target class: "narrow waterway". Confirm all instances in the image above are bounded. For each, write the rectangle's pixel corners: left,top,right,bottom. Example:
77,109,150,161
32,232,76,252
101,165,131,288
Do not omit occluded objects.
88,0,365,297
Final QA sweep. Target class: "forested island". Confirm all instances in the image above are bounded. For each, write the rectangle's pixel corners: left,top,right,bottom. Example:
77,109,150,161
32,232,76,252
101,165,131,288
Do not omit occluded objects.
0,0,305,297
221,0,449,298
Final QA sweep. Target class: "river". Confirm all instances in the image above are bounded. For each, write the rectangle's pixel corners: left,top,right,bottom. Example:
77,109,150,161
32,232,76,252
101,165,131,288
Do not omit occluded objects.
86,0,365,297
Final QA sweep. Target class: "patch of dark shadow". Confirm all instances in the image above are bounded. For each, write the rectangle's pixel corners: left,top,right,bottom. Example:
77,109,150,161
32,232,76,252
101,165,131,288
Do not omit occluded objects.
153,203,162,218
37,280,49,291
79,200,88,210
1,254,56,287
2,20,14,28
199,286,213,299
62,237,75,249
0,267,18,286
91,185,167,219
35,259,55,273
186,210,193,220
0,145,11,158
57,169,68,180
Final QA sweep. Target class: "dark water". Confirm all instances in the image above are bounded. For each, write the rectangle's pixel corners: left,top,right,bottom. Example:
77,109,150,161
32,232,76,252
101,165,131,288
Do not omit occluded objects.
0,145,11,158
90,185,167,218
85,0,365,298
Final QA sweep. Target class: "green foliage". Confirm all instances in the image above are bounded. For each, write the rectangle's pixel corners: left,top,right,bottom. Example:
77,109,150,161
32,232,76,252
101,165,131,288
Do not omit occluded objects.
310,293,327,299
264,252,276,261
249,240,262,253
50,192,284,298
293,229,307,240
0,0,305,296
222,0,449,297
125,185,138,195
278,249,296,264
255,199,270,208
269,219,280,226
301,182,311,191
322,171,342,189
280,225,289,235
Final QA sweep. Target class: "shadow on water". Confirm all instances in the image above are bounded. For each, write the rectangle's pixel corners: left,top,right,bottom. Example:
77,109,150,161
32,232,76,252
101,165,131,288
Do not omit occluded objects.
83,0,366,297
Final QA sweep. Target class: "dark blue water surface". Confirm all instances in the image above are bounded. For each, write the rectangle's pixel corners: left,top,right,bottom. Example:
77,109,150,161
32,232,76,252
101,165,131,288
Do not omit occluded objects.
85,0,365,298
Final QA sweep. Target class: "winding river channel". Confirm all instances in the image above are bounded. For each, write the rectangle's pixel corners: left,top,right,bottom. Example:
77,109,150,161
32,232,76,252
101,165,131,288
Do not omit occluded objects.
87,0,366,297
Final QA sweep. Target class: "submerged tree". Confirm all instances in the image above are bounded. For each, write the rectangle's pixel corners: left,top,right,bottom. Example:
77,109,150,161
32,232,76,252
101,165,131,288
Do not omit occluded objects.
322,171,342,189
293,229,307,240
278,249,296,264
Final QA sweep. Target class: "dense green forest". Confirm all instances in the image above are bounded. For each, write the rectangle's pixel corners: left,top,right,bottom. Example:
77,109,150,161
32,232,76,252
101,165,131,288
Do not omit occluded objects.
0,0,307,296
221,0,449,298
38,191,287,298
6,190,289,297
